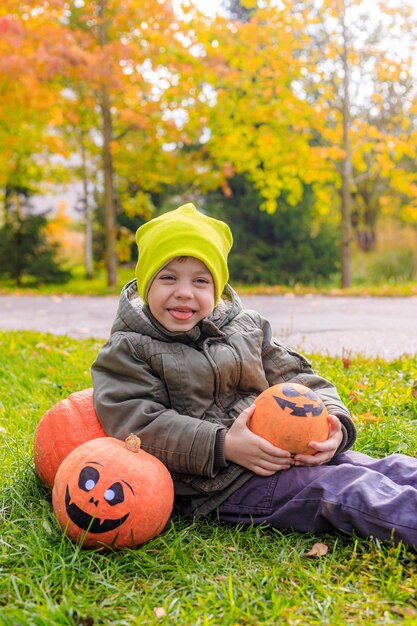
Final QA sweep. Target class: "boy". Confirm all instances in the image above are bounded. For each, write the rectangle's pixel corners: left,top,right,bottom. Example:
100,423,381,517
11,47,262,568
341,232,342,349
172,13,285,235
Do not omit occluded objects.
92,203,417,548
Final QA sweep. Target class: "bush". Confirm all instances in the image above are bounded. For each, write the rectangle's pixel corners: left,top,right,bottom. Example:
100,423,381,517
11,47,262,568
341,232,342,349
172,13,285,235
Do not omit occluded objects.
368,249,417,283
0,213,72,286
352,247,417,286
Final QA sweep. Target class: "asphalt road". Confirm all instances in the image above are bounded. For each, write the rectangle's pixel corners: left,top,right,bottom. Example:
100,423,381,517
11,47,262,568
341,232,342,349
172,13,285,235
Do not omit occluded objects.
0,293,416,359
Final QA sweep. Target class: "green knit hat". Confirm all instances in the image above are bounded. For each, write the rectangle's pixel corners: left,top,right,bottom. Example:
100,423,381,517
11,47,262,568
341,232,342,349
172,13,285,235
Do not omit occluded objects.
135,203,233,305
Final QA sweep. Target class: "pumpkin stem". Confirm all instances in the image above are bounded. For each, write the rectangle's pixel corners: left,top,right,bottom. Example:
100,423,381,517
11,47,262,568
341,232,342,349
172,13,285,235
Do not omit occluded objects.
125,434,142,452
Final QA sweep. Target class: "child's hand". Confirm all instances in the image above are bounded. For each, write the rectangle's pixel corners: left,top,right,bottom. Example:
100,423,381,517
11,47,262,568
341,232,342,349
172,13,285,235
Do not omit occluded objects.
224,404,294,475
293,414,343,467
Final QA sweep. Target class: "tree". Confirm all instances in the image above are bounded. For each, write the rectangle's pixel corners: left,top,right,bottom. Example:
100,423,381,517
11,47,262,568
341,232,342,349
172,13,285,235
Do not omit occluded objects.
0,186,71,285
52,0,218,285
364,2,417,236
198,0,417,287
294,0,417,285
2,0,220,285
0,3,70,223
195,0,315,214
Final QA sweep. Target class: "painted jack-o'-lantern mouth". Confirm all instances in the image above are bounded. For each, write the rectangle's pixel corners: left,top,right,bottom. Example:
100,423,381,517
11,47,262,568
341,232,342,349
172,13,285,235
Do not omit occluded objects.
273,384,325,417
65,485,130,534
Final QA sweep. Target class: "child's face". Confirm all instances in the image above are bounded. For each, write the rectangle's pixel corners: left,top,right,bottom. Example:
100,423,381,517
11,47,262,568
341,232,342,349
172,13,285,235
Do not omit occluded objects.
147,257,216,332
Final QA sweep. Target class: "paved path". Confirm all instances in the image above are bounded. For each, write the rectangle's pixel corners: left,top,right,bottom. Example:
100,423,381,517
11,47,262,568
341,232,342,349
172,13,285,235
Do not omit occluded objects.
0,294,416,359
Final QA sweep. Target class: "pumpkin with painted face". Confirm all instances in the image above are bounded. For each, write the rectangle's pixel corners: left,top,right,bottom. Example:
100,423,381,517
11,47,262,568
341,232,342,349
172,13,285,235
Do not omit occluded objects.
249,383,329,455
52,435,174,549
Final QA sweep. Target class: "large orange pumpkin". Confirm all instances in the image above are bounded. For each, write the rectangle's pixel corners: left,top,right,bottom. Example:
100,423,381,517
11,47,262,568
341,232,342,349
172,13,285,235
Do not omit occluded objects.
34,388,107,487
52,435,174,549
249,382,329,455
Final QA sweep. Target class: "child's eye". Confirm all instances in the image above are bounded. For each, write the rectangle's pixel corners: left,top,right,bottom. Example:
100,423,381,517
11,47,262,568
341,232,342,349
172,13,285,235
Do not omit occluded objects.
195,278,210,285
159,274,175,281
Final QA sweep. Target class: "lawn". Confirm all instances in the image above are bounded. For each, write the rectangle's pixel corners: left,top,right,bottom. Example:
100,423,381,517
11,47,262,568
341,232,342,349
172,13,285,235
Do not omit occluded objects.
1,330,417,625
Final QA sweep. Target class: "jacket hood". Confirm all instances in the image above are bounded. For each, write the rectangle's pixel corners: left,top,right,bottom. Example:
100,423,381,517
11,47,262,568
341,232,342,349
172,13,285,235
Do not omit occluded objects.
110,278,243,343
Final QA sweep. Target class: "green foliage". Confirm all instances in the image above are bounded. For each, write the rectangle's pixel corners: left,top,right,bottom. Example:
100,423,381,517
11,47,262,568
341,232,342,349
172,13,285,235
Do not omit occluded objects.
0,212,72,286
352,247,417,286
1,331,417,624
208,177,339,286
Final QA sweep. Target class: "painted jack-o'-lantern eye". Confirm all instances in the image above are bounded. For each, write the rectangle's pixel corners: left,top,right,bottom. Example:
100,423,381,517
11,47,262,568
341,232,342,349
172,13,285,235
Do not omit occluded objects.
104,483,125,506
79,466,99,491
281,384,317,401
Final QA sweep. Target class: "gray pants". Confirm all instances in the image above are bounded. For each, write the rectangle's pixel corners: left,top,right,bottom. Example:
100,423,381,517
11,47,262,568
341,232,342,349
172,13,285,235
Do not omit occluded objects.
217,451,417,548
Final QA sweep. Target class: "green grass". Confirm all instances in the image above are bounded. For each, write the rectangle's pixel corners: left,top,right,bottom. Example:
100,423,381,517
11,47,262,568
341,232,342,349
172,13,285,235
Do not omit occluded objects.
0,266,136,296
1,331,417,625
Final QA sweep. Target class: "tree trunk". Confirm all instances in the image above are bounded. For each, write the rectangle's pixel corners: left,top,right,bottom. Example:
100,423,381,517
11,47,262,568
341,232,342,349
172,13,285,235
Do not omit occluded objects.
0,186,5,228
340,151,352,287
80,133,94,279
98,0,117,288
83,186,94,279
339,0,352,288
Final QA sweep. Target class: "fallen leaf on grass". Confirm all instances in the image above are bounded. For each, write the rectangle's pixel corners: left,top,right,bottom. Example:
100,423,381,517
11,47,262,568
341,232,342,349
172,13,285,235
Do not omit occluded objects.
305,542,328,557
348,390,359,403
42,520,52,534
356,381,367,390
153,607,166,619
357,412,381,423
392,605,417,617
35,342,52,352
69,612,93,626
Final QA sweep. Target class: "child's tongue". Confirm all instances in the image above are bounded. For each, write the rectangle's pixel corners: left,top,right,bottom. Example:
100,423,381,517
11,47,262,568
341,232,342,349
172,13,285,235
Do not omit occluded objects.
170,308,194,321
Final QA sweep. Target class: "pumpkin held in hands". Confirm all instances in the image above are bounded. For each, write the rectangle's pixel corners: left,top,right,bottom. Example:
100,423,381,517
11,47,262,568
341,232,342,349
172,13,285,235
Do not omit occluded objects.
34,388,107,487
248,383,329,455
52,435,174,549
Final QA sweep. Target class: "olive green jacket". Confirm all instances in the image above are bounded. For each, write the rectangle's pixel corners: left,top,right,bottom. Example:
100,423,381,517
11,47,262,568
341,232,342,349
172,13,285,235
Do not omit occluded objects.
91,280,356,517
